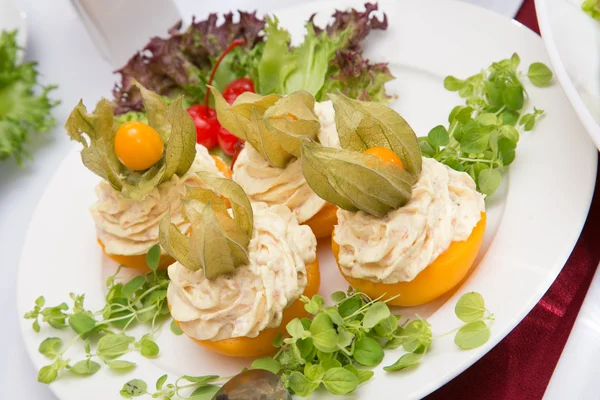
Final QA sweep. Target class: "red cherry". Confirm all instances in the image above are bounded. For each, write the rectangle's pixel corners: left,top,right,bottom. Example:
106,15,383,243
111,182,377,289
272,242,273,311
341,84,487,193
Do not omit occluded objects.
231,140,246,168
218,126,242,156
223,78,255,104
187,104,219,149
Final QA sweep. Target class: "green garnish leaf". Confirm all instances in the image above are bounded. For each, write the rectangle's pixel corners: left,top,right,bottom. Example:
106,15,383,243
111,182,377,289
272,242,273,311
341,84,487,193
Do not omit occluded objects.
68,312,97,335
455,292,486,323
69,360,101,376
454,320,491,349
97,334,134,360
328,92,422,178
527,62,553,88
145,245,161,271
353,337,384,366
106,360,137,371
120,379,148,398
155,374,168,390
362,301,391,329
211,86,319,167
139,339,159,358
477,168,502,196
582,0,600,19
383,352,423,372
180,375,220,384
38,337,63,359
189,385,221,400
251,357,282,374
170,320,183,336
322,367,359,395
65,82,196,200
427,125,450,147
37,365,58,384
301,139,414,217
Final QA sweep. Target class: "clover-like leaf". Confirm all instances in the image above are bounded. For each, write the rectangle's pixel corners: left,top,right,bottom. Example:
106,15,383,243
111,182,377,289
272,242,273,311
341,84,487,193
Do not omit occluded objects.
65,82,196,200
301,139,414,217
328,92,422,180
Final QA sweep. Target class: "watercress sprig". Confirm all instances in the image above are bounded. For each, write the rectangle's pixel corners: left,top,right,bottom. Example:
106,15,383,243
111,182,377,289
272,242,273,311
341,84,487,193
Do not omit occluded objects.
24,245,171,383
420,53,553,196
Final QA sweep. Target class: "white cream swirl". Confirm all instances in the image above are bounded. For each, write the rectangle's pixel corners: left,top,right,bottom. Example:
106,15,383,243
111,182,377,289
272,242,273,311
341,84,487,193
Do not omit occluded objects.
334,157,485,284
91,145,224,256
167,203,317,341
232,101,340,223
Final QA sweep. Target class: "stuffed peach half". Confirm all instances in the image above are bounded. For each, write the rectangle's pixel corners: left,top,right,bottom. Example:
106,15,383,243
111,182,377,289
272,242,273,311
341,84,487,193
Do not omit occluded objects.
210,87,340,239
66,83,231,272
161,173,320,357
301,93,486,306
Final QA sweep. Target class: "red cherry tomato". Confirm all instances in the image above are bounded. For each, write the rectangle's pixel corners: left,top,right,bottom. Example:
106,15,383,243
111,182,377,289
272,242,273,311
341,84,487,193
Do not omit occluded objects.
187,104,219,149
223,78,255,104
218,126,242,156
231,140,246,168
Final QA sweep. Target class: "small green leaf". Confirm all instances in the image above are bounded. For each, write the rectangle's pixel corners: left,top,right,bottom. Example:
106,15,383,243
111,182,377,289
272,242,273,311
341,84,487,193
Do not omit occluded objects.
303,295,324,315
35,296,46,308
444,76,465,91
336,327,355,349
97,334,134,360
286,318,305,338
527,62,553,87
375,315,399,338
357,369,374,383
189,385,221,400
455,320,491,349
120,379,147,397
69,360,101,376
140,339,159,358
476,113,498,126
288,371,317,397
502,85,524,111
363,301,391,329
331,291,346,303
121,276,146,299
181,375,220,384
32,320,40,333
146,245,161,271
155,374,168,390
455,292,486,323
310,313,338,352
170,320,183,335
477,168,502,196
106,360,137,371
338,295,362,318
38,365,58,384
251,357,281,374
354,336,384,366
68,312,97,335
272,332,284,347
322,367,359,395
38,337,62,359
427,125,449,147
304,363,325,381
384,352,423,372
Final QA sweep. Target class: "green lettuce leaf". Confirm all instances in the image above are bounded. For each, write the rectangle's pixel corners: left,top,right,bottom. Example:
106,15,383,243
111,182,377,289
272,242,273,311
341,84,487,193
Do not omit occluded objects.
0,30,59,164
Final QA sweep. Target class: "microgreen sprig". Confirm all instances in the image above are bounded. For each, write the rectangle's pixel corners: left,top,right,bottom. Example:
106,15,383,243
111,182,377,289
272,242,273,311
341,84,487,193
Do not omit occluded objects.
420,53,553,196
24,245,171,384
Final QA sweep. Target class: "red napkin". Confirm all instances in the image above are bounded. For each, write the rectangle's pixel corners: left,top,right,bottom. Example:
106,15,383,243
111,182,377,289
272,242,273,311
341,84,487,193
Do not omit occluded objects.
426,3,600,398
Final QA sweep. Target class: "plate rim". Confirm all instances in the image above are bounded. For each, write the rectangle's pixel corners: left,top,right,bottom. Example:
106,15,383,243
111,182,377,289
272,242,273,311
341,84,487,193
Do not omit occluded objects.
535,0,600,150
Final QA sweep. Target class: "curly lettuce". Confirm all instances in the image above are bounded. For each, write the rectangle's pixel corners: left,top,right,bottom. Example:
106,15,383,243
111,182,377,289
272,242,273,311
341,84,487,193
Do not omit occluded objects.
66,82,196,200
0,30,59,164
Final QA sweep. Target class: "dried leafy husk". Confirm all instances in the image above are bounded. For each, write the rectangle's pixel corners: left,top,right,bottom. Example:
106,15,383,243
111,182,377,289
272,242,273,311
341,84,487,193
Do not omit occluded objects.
301,139,414,218
211,86,319,168
328,92,422,181
65,82,196,200
159,173,253,279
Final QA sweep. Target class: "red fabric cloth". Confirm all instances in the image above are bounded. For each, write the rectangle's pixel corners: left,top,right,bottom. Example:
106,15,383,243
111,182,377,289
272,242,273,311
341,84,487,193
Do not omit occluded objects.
426,1,600,398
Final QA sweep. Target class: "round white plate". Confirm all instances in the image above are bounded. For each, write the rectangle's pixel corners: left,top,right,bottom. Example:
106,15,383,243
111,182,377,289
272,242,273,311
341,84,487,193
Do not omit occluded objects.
0,0,27,52
535,0,600,149
17,0,597,399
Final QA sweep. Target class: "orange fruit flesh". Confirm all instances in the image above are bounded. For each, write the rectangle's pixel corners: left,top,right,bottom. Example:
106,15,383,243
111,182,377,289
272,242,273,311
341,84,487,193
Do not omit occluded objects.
363,147,404,168
114,121,164,171
174,257,321,358
210,155,232,178
304,203,338,239
97,239,174,271
332,212,486,307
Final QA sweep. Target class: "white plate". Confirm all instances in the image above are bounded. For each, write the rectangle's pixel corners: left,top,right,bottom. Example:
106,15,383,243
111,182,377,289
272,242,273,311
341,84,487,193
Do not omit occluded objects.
535,0,600,149
0,0,27,51
17,0,597,399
